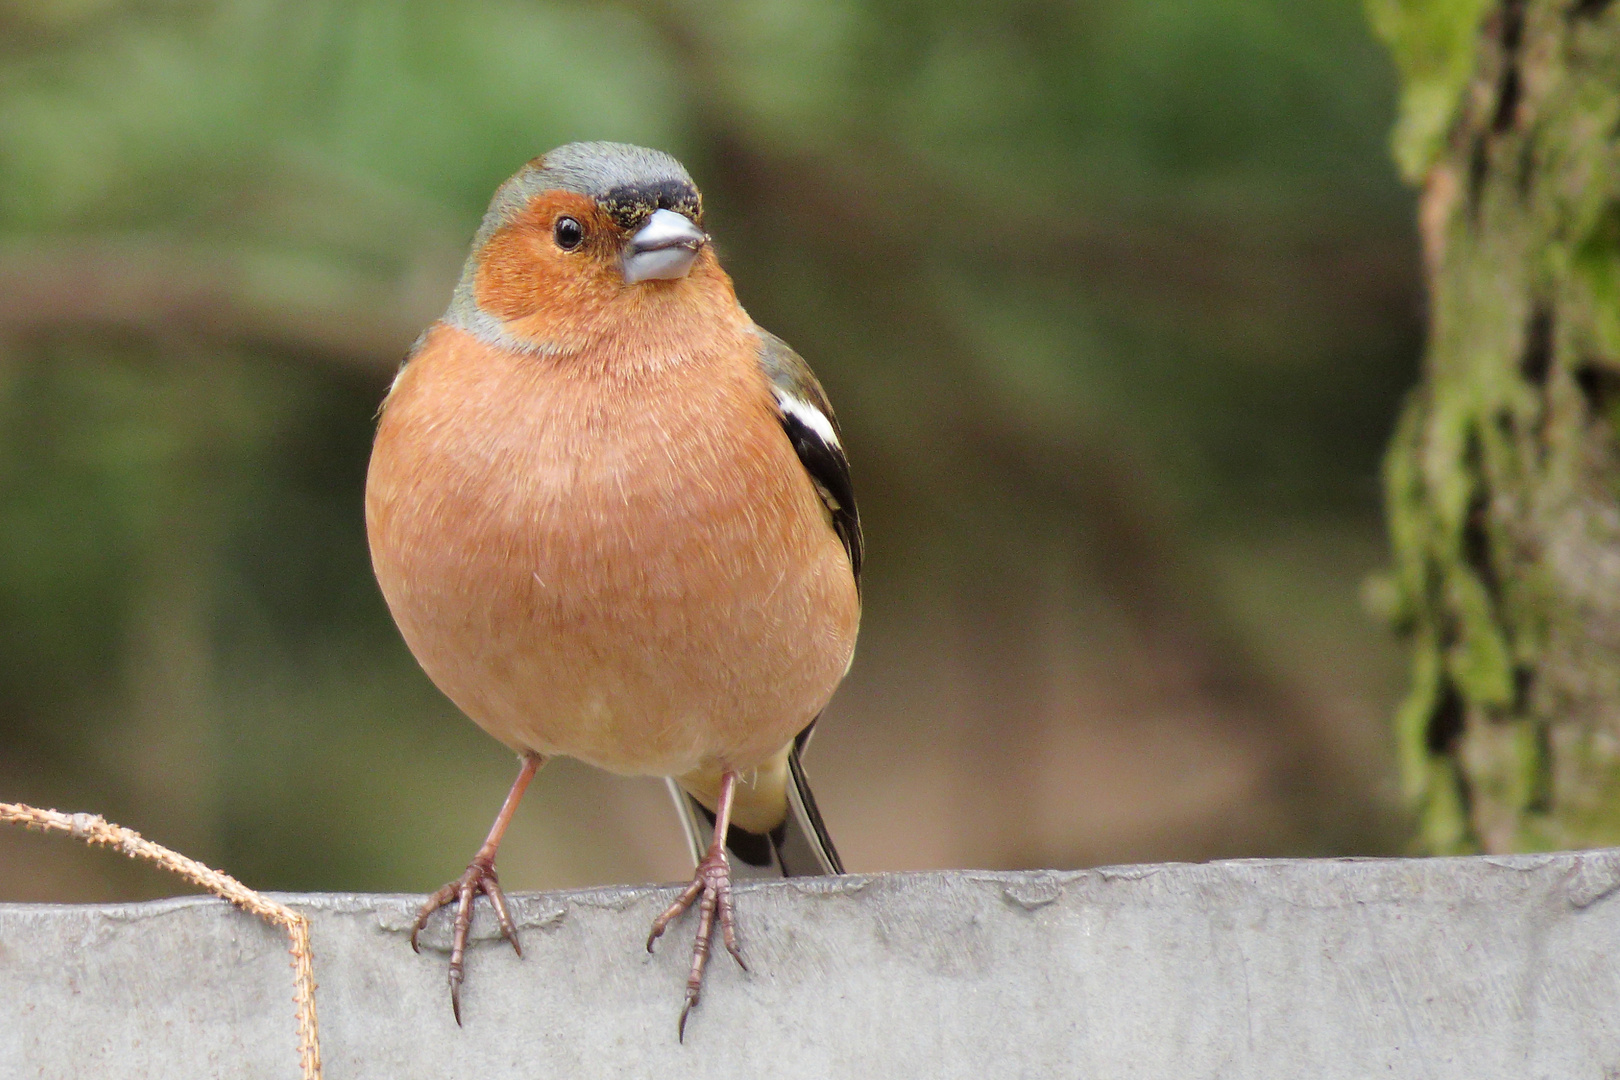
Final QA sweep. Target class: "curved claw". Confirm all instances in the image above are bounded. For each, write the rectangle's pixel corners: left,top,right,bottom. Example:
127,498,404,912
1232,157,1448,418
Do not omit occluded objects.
410,880,461,954
647,848,743,1042
647,876,703,953
412,856,523,1026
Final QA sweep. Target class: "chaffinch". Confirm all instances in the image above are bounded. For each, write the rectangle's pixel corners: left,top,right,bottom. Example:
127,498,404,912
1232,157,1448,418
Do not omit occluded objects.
364,142,861,1036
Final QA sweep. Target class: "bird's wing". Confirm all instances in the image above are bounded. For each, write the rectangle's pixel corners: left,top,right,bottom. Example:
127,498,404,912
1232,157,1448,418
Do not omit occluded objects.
755,328,863,585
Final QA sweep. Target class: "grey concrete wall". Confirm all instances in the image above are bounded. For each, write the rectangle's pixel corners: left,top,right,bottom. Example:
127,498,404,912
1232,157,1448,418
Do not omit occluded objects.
4,851,1620,1078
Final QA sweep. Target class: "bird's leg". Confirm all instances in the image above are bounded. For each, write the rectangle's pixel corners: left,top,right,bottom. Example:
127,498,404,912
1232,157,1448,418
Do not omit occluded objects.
411,751,544,1025
646,768,746,1041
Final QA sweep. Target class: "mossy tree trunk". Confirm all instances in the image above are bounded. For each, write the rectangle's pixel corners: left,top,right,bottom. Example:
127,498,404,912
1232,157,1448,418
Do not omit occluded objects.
1372,0,1620,852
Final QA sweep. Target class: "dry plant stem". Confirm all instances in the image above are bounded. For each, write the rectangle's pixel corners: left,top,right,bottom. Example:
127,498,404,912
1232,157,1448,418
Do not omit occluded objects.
646,768,745,1041
0,801,322,1080
411,751,543,1026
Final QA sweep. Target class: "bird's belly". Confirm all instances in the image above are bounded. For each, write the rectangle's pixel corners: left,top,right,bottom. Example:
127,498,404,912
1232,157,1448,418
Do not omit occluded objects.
366,358,859,777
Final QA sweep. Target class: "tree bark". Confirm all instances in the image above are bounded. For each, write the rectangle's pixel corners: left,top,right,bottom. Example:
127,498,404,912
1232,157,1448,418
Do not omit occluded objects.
1373,0,1620,852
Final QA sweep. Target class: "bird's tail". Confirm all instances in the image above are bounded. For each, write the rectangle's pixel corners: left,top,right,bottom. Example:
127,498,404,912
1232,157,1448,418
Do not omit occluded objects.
667,729,843,878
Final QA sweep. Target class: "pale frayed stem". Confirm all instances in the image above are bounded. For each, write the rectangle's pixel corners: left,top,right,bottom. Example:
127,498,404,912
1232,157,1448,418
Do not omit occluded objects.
0,801,322,1080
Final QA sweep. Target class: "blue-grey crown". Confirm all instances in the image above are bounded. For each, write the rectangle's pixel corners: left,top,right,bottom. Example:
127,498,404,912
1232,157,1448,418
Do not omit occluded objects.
473,142,701,248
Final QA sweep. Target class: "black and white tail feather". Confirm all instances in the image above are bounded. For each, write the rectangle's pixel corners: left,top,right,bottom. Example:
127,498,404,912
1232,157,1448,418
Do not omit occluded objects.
666,327,859,879
666,725,844,877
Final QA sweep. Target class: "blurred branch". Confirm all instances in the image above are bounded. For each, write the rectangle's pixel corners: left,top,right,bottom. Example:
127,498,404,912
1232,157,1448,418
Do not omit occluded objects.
0,236,449,370
620,0,1417,331
736,147,1416,332
966,414,1395,848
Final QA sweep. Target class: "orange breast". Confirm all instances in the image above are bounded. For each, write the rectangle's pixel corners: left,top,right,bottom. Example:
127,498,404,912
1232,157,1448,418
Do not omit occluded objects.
365,324,860,777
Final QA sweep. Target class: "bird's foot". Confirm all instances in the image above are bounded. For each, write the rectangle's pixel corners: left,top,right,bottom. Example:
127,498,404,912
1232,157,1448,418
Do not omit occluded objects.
646,847,745,1041
411,854,522,1025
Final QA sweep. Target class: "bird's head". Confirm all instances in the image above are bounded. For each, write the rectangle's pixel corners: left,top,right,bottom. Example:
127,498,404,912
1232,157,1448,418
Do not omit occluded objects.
446,142,741,358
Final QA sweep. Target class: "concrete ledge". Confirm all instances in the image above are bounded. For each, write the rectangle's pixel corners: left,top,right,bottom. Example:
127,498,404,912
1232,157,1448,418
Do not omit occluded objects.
4,851,1620,1078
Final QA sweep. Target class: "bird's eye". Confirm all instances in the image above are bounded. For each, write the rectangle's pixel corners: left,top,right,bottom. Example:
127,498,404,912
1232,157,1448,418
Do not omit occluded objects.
553,216,584,251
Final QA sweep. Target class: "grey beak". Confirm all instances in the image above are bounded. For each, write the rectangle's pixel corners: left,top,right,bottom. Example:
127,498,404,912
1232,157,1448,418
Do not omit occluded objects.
622,209,708,284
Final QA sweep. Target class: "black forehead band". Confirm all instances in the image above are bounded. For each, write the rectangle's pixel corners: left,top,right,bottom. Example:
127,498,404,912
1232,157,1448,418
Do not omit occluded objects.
597,179,702,229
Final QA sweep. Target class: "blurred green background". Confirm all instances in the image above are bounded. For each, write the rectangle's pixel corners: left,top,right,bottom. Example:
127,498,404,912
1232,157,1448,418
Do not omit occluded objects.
0,0,1421,901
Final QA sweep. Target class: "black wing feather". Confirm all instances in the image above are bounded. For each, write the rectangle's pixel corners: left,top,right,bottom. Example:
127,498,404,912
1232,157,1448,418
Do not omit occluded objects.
755,329,863,585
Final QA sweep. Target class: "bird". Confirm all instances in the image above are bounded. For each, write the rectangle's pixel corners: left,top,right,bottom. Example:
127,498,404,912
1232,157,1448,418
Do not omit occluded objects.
364,141,862,1038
